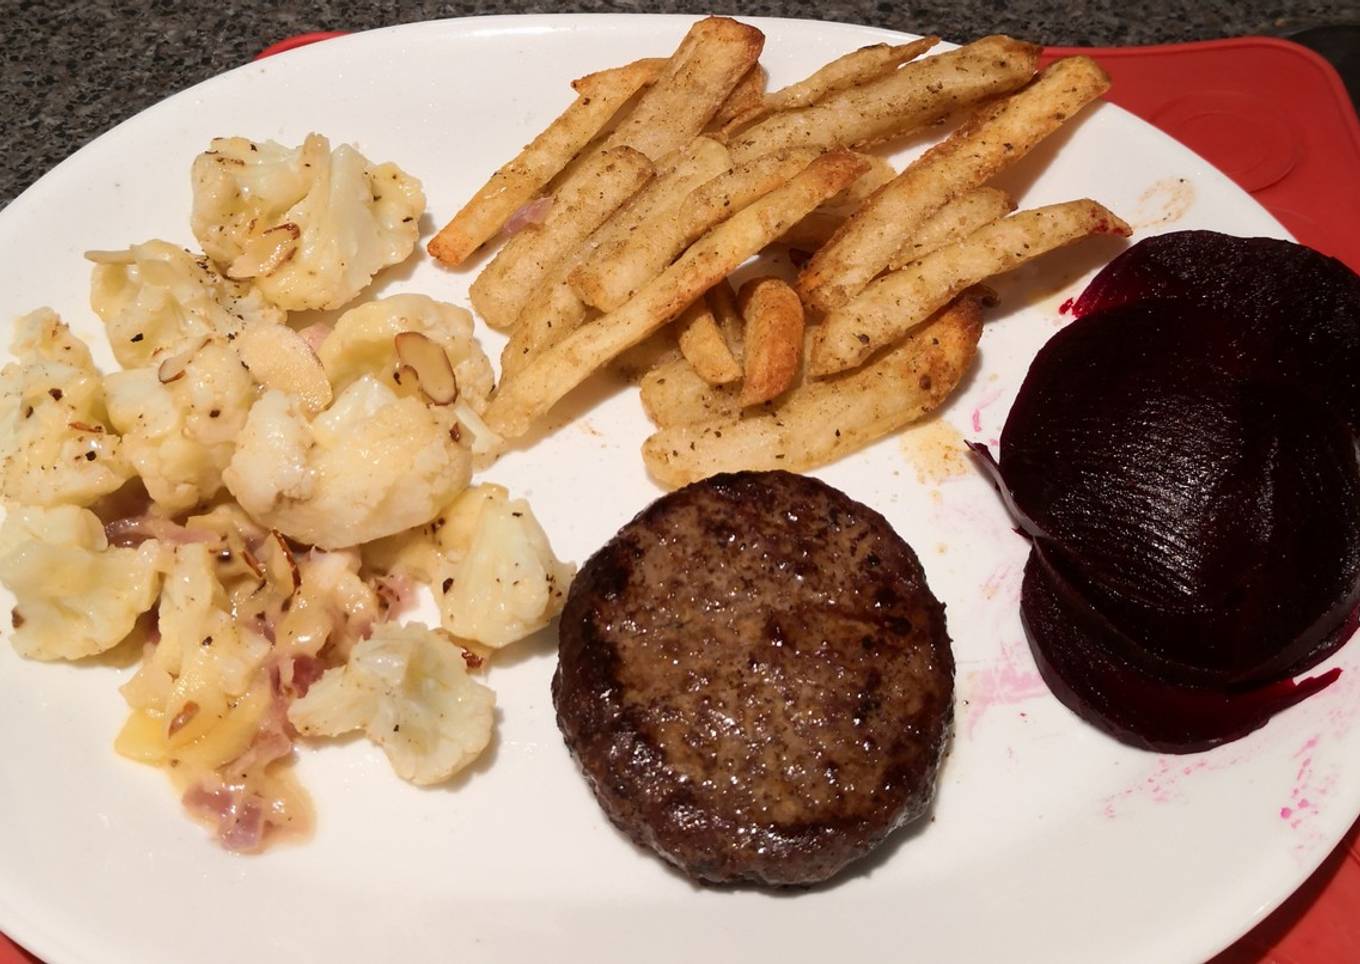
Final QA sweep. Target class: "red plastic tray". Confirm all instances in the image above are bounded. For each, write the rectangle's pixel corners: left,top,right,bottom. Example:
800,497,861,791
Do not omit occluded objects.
3,31,1358,964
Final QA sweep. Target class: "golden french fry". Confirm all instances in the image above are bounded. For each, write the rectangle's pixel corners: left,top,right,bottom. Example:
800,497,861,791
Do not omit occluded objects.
737,277,804,406
469,146,653,331
705,276,744,358
642,324,823,428
484,150,868,438
812,199,1131,376
427,58,663,266
728,36,1037,163
642,292,986,487
827,154,896,208
641,355,742,427
887,186,1015,269
722,40,935,135
677,298,742,385
500,137,733,376
780,154,896,249
601,16,764,163
798,55,1110,311
570,147,821,312
711,64,768,130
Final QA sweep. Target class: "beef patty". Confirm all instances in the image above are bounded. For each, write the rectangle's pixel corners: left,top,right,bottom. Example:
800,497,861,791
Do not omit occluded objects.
553,470,954,886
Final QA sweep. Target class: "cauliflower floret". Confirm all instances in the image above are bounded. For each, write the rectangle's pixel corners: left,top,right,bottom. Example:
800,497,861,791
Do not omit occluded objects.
363,484,574,649
121,543,271,716
117,542,274,770
104,341,257,512
223,376,471,549
88,240,286,370
319,294,495,413
0,505,162,660
438,486,575,648
191,133,425,311
0,309,132,506
288,622,493,786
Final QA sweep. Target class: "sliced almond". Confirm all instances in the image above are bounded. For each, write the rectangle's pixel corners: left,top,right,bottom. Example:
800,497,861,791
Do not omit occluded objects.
235,323,333,414
228,222,300,279
83,248,136,265
241,546,265,580
167,701,200,737
157,336,210,384
393,331,459,405
265,530,302,594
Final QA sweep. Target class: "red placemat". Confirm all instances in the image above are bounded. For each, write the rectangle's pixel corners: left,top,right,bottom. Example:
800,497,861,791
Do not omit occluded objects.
3,30,1358,964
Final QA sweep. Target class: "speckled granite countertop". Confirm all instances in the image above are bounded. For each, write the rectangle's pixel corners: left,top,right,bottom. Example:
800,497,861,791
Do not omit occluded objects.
2,1,1355,206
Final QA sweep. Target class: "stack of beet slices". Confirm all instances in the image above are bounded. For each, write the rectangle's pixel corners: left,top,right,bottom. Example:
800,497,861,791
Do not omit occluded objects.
975,231,1360,752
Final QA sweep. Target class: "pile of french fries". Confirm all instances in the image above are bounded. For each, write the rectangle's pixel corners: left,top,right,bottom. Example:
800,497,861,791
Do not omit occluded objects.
427,17,1132,488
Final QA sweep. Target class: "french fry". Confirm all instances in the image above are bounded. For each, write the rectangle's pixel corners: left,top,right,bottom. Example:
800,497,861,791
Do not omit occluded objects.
501,137,733,376
711,64,768,130
641,355,742,427
601,16,765,163
798,55,1110,311
469,146,653,331
811,199,1131,376
706,276,745,358
677,298,742,385
570,147,821,312
722,40,935,135
728,36,1037,163
643,291,986,487
826,154,896,208
782,183,1007,254
887,186,1015,269
737,277,804,406
780,154,897,249
641,323,820,427
484,151,868,438
426,58,663,266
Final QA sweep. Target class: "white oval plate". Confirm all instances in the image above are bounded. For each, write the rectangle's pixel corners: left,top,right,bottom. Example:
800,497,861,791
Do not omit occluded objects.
1,14,1356,964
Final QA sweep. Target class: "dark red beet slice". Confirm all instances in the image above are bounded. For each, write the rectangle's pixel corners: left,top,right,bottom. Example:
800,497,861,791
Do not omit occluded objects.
1072,231,1360,433
981,231,1360,752
1021,549,1342,753
999,298,1360,687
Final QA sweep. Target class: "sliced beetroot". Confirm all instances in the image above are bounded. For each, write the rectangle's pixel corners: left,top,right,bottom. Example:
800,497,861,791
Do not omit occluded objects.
1021,550,1342,753
983,231,1360,752
1072,231,1360,433
1000,298,1360,686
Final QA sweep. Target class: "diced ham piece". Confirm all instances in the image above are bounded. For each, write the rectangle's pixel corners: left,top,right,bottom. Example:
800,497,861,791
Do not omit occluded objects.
105,516,217,548
502,196,553,236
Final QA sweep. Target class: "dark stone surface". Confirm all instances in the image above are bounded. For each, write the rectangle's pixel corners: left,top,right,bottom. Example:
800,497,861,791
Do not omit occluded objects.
2,1,1355,207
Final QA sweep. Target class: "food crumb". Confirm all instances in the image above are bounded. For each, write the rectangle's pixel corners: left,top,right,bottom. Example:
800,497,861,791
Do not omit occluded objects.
898,418,969,484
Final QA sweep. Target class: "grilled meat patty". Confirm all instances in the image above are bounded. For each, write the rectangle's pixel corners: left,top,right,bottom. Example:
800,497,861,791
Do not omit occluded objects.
553,471,954,886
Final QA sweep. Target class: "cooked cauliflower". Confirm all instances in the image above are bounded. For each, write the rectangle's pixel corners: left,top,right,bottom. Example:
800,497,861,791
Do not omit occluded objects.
363,484,573,649
438,486,575,648
0,505,162,660
223,376,471,549
104,341,257,512
319,294,495,413
129,544,268,705
118,542,272,764
288,622,493,785
88,240,285,370
0,309,132,506
191,133,425,311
